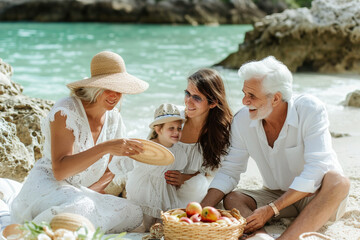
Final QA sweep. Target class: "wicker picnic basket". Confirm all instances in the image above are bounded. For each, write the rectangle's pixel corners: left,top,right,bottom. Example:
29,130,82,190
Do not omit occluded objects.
299,232,334,240
161,208,246,240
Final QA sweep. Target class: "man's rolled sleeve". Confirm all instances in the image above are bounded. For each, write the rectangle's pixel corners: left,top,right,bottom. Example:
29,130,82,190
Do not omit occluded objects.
289,176,316,193
209,172,238,194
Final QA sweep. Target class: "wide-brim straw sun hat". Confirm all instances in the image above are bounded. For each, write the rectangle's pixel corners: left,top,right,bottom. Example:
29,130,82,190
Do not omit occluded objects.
66,51,149,94
149,103,186,129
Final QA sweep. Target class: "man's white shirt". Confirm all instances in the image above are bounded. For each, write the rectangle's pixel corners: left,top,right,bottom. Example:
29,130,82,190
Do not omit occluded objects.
209,94,343,194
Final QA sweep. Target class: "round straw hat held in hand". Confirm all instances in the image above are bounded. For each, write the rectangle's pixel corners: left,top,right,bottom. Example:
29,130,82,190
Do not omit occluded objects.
129,138,175,165
66,51,149,94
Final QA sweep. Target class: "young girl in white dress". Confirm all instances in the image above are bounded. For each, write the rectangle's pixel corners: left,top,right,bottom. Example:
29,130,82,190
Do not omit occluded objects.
126,103,187,230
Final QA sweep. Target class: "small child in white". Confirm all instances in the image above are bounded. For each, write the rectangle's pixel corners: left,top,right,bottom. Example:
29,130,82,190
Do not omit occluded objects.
126,103,187,230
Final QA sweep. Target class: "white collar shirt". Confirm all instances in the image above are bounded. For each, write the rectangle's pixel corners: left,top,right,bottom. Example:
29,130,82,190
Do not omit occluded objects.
209,94,343,194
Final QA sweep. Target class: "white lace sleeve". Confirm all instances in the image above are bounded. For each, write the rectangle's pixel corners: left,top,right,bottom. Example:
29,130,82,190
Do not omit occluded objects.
108,111,134,179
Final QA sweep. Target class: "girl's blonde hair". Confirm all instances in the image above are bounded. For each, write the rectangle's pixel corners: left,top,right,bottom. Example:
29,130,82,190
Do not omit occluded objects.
148,124,164,140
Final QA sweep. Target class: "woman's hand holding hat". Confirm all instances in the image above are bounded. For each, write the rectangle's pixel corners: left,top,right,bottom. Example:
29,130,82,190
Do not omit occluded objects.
104,138,144,157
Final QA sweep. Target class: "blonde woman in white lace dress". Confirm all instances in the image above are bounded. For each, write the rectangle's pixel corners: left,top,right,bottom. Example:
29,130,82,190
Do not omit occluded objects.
126,103,187,231
11,51,149,233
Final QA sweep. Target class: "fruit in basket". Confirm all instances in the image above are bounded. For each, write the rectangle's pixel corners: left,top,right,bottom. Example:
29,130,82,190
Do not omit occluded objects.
179,217,193,224
171,209,187,218
185,202,202,217
216,217,233,225
161,208,247,240
166,215,179,222
189,213,202,222
201,206,221,222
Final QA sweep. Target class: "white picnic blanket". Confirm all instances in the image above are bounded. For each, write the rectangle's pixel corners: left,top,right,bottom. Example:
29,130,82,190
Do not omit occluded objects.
0,178,22,231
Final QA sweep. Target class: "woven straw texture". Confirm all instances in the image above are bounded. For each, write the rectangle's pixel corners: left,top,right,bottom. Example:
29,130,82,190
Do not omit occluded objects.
66,51,148,94
299,232,333,240
161,208,246,240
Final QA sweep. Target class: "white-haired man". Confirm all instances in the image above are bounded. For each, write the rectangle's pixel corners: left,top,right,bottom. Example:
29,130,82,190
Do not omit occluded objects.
201,56,350,240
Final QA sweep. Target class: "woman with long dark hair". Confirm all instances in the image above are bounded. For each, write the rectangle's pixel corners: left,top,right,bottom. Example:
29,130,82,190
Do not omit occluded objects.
165,68,233,206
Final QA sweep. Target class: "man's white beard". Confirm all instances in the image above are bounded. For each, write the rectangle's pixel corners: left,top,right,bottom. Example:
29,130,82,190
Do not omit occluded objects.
248,100,273,120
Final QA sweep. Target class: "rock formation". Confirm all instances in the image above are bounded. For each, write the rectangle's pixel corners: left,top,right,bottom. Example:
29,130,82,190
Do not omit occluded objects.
0,59,54,182
0,0,265,25
0,119,34,182
343,90,360,108
217,0,360,73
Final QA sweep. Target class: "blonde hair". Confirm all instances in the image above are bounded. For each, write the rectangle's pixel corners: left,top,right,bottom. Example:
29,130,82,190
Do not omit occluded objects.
148,124,164,140
70,87,105,103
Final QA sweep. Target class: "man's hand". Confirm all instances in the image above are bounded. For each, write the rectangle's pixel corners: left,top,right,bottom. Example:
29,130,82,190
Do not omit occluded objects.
245,205,274,234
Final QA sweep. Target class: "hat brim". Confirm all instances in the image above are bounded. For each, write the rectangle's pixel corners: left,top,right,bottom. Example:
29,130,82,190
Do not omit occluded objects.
128,138,175,166
66,72,149,94
149,116,186,129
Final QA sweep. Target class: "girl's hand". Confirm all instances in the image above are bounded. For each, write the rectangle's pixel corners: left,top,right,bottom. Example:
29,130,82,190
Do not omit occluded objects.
88,169,115,194
105,138,144,156
165,170,185,187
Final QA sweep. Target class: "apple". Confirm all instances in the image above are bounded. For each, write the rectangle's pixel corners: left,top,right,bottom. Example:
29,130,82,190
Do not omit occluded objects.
216,219,227,225
186,202,202,217
171,209,185,215
189,213,201,222
179,217,193,224
216,217,232,224
171,209,187,218
165,215,179,222
201,206,221,222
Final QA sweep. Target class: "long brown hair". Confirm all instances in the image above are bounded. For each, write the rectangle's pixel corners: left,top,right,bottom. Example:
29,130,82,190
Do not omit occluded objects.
188,68,233,170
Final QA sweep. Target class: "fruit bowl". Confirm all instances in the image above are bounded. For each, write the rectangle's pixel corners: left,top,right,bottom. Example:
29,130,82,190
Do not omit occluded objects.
161,208,246,240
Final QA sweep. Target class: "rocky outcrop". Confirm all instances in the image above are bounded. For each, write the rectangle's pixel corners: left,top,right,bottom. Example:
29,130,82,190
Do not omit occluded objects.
253,0,289,15
0,0,265,25
217,0,360,73
343,90,360,108
139,0,265,25
0,59,54,182
0,119,33,182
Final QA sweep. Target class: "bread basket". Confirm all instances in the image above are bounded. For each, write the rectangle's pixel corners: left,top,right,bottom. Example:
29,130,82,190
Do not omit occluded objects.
161,208,246,240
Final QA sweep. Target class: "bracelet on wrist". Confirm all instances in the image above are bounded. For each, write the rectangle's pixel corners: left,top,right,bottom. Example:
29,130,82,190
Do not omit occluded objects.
269,202,280,217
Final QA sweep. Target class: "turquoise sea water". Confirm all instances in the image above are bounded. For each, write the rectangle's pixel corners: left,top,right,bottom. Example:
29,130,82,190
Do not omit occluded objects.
1,23,360,137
